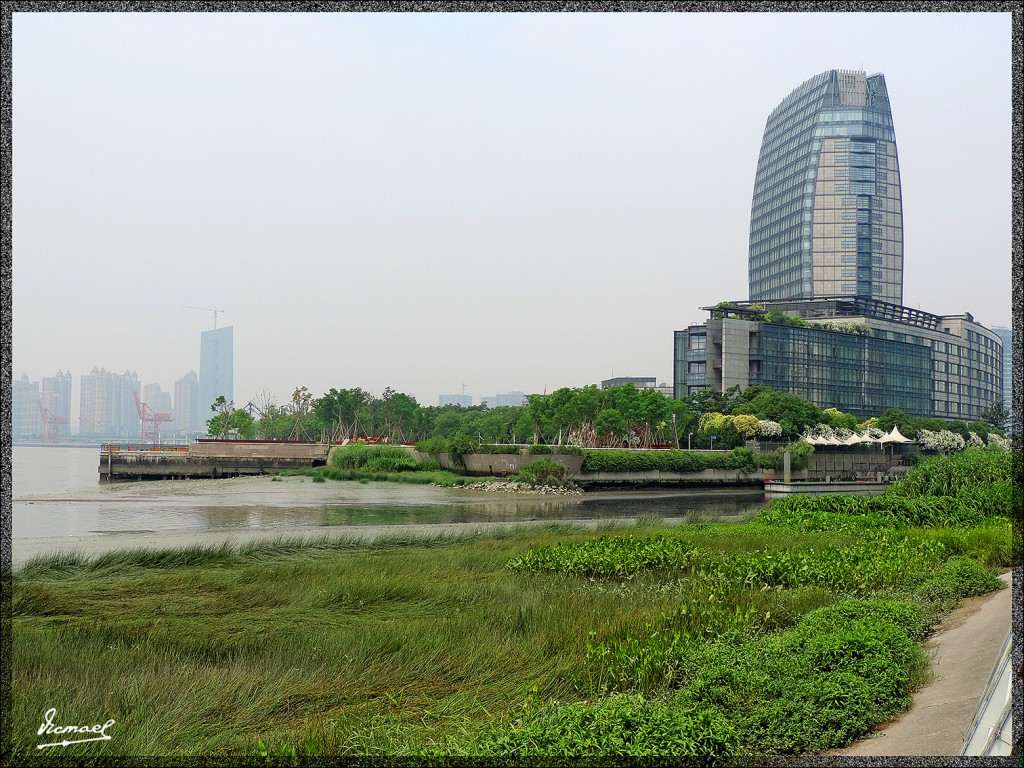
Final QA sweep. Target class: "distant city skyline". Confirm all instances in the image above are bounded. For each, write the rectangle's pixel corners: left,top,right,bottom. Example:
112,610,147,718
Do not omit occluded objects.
9,11,1014,410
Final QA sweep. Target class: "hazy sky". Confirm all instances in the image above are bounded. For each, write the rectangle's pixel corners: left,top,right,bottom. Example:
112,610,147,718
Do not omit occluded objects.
11,10,1014,415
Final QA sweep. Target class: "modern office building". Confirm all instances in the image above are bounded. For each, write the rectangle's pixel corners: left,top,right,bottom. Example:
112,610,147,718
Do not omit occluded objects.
439,394,473,408
749,69,902,304
600,377,674,398
674,69,1002,424
674,299,1002,422
992,326,1014,433
174,370,200,433
198,326,234,419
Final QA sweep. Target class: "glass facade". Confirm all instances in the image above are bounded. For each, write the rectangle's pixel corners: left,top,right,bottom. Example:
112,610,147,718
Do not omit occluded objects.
750,70,903,304
672,304,1002,423
199,326,234,418
751,324,930,419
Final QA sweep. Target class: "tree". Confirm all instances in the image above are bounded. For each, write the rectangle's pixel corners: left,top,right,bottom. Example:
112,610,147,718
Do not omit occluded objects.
289,386,315,440
595,408,628,446
979,400,1007,432
207,396,256,439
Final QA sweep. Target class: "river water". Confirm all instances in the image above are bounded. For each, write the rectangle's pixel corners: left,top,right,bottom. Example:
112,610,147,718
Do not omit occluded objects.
9,446,769,567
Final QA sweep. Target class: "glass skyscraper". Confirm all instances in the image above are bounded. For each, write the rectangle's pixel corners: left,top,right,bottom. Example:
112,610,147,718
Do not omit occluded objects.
198,326,234,421
674,69,1003,424
749,70,903,304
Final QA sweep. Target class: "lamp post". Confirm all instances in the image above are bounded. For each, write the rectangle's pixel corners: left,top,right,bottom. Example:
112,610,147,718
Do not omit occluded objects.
671,413,679,449
688,432,693,451
711,434,717,450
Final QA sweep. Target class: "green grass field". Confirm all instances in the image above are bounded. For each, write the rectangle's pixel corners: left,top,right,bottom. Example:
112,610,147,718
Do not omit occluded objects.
8,449,1017,758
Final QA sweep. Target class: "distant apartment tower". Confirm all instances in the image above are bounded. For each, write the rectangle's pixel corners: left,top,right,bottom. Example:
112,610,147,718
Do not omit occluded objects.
142,383,173,414
174,370,200,433
12,373,42,440
992,327,1014,433
750,69,903,304
439,394,473,407
79,368,140,438
41,370,72,439
482,391,528,408
198,326,234,417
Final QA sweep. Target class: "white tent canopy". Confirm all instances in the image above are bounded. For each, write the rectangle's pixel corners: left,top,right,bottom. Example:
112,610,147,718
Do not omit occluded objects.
879,425,913,444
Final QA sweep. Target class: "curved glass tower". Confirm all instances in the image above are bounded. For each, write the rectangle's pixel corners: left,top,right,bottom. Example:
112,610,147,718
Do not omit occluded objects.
749,70,903,304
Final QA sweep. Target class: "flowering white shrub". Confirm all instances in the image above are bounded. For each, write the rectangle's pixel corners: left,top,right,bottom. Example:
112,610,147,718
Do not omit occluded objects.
918,429,966,453
757,419,782,438
862,426,885,440
987,433,1010,451
806,424,836,439
967,432,985,448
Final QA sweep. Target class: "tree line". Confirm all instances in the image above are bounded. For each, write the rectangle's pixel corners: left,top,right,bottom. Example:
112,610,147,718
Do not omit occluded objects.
205,383,1007,450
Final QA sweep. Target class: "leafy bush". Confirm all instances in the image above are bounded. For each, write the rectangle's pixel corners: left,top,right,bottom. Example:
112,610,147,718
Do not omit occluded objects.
526,444,552,455
912,556,1005,612
515,458,575,487
331,444,415,470
581,448,766,474
414,437,450,456
478,444,522,455
471,694,739,757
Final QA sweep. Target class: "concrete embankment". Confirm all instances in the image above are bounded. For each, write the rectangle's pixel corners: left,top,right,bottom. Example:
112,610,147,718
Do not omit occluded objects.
99,441,329,480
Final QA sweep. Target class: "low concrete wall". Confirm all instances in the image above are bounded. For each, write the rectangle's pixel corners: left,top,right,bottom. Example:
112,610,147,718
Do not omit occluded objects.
411,451,584,476
190,441,329,460
99,452,323,480
462,453,584,476
577,467,803,487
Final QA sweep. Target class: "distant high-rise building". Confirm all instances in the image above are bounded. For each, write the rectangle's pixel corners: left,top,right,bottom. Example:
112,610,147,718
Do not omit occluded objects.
41,370,72,439
750,69,903,304
198,326,234,417
79,367,139,438
993,326,1014,433
482,391,528,408
142,383,173,415
12,373,42,440
439,394,472,408
174,371,200,433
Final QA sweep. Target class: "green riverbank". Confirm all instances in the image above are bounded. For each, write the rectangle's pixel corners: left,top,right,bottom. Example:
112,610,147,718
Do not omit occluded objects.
9,449,1017,758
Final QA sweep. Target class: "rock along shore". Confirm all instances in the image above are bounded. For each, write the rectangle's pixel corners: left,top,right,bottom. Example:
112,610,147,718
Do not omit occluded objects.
440,480,583,496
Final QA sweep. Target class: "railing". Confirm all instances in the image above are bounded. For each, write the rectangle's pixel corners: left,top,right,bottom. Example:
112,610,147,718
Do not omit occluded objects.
101,444,190,453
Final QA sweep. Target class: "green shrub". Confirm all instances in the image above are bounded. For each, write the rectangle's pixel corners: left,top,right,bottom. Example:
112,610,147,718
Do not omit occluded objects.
526,444,552,454
471,694,738,757
415,437,450,456
913,556,1005,611
515,458,575,487
478,444,521,455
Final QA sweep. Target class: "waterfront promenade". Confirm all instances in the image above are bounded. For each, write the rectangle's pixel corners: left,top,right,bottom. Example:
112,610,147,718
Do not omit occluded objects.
829,569,1015,756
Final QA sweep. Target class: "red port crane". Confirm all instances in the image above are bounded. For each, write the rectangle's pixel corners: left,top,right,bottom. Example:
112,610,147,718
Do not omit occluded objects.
36,400,69,443
134,392,173,444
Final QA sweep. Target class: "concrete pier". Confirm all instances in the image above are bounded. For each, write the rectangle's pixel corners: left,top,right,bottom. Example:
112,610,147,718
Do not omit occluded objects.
99,441,329,480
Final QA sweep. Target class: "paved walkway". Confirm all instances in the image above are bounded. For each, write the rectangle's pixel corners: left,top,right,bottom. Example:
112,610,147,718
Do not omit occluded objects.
828,569,1014,756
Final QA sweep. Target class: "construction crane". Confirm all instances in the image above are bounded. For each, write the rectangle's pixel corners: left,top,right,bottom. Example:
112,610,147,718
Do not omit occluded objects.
134,392,173,444
36,400,69,443
185,305,225,329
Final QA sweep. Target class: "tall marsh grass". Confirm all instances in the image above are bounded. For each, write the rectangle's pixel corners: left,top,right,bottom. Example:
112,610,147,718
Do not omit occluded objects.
9,449,1017,758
